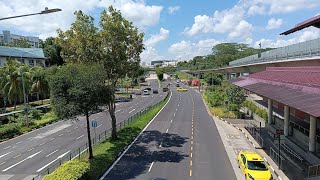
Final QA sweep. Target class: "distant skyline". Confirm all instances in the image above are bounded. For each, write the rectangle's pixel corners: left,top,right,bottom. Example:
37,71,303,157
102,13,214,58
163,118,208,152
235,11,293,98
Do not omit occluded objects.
0,0,319,62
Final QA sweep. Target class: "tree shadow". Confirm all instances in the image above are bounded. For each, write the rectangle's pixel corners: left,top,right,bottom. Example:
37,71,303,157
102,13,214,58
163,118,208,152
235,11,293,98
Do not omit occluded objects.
96,129,189,180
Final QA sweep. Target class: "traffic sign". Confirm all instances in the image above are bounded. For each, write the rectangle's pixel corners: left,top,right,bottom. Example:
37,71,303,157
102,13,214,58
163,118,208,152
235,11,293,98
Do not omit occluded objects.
92,121,97,127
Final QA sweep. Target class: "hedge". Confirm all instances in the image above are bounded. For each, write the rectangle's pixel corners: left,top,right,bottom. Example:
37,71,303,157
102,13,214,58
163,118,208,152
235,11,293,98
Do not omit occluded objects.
243,100,268,122
43,160,89,180
0,123,21,139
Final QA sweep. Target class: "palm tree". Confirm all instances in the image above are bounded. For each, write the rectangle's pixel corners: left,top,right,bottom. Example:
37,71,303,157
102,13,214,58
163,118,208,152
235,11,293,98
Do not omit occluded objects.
30,66,49,103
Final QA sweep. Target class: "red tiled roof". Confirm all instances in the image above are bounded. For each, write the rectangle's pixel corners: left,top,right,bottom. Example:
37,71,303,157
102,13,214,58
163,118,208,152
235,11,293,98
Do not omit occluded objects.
280,15,320,35
232,67,320,117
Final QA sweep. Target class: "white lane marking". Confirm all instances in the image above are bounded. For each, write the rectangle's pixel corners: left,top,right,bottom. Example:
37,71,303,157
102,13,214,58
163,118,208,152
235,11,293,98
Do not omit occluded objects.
36,150,70,172
115,110,121,113
3,146,11,150
76,135,84,140
59,134,63,137
97,124,102,128
16,141,22,145
2,150,43,172
178,104,179,106
46,149,59,157
166,129,169,133
129,109,135,113
176,108,177,111
170,119,173,123
74,127,78,130
28,137,34,140
0,162,5,166
28,148,34,152
39,142,46,146
0,152,12,159
67,130,71,133
49,138,55,141
13,154,21,159
148,162,154,172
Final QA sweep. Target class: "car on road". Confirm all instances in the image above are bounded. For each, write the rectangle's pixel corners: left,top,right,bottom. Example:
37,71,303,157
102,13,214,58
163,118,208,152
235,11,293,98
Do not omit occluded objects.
153,89,158,94
176,87,187,92
143,90,150,95
143,87,152,91
176,83,180,87
162,87,169,92
237,151,272,180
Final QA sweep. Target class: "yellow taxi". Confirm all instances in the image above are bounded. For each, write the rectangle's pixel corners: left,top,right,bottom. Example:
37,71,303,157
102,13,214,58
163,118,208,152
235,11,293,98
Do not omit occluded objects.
237,151,273,180
176,87,187,92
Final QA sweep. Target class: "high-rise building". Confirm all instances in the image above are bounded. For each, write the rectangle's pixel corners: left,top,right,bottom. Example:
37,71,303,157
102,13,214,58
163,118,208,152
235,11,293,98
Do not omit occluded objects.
0,30,39,48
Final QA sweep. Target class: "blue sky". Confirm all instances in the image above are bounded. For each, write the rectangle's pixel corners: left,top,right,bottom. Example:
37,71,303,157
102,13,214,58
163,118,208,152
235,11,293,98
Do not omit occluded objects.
0,0,319,63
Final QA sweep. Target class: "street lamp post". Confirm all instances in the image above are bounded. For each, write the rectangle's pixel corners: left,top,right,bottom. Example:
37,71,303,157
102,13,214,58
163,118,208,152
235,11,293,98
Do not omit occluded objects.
0,8,62,21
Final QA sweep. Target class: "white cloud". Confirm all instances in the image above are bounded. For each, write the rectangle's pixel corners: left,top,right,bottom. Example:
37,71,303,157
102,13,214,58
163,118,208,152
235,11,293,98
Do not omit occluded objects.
140,46,164,63
168,39,222,60
168,6,180,14
183,6,252,39
0,0,163,39
255,28,320,48
144,28,169,46
241,0,319,15
266,18,283,30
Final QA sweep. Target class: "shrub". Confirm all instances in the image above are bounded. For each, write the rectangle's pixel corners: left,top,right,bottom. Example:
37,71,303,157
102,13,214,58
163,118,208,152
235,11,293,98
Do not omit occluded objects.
43,160,89,180
210,107,225,117
0,123,21,139
34,112,58,126
28,108,43,120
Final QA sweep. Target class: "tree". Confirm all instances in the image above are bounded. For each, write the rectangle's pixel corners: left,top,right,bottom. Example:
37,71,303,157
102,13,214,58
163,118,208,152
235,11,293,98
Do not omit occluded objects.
3,39,31,48
99,6,144,140
48,64,111,159
56,11,100,64
30,66,49,102
40,37,64,66
204,73,223,86
225,84,246,113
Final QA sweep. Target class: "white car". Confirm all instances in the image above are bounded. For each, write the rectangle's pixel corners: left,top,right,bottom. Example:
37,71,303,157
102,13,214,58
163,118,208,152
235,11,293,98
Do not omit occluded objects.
143,90,150,95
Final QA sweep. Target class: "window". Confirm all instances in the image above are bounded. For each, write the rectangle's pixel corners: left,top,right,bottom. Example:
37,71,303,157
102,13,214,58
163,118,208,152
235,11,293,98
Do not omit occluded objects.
29,59,34,66
241,154,246,165
247,161,268,171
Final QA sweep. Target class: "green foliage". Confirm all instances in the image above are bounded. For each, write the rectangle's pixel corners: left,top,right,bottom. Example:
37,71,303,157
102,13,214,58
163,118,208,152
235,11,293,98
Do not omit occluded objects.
206,92,223,107
243,100,268,122
40,37,64,66
0,123,21,139
156,68,164,81
2,38,31,48
177,43,274,71
204,73,223,86
43,160,89,180
34,111,58,126
28,108,43,120
225,84,246,105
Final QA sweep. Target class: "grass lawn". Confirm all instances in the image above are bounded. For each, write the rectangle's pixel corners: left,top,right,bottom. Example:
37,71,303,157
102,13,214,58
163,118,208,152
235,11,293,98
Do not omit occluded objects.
176,72,194,80
82,93,169,179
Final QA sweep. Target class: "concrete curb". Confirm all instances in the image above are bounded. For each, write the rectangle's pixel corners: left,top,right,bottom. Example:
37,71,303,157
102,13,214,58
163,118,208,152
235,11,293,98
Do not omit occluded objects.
217,116,285,180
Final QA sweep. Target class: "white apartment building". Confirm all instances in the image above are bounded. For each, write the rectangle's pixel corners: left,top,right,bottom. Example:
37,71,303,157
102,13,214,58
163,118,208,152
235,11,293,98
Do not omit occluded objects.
0,30,39,48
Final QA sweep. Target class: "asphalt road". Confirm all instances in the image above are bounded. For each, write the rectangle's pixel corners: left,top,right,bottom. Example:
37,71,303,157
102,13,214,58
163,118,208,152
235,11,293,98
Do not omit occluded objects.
101,82,237,180
0,77,164,180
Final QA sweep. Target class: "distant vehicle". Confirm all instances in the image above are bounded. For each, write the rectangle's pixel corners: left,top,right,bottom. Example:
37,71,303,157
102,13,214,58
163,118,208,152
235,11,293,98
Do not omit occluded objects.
162,87,169,92
237,151,272,180
143,90,150,95
144,87,152,91
176,87,187,92
176,83,180,87
135,91,142,95
192,80,199,86
153,89,158,94
177,79,181,83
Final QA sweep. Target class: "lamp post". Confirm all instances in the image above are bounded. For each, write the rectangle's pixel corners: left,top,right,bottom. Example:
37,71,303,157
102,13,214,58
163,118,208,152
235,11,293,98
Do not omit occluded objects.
0,8,62,21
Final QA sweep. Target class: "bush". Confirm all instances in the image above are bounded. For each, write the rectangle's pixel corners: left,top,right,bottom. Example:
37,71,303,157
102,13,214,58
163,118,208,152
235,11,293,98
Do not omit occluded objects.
28,108,43,120
0,123,21,139
43,160,89,180
34,112,58,126
210,107,225,117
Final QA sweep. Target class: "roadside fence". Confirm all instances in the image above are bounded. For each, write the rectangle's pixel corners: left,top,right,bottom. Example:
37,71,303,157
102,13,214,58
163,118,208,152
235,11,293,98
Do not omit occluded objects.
32,92,169,180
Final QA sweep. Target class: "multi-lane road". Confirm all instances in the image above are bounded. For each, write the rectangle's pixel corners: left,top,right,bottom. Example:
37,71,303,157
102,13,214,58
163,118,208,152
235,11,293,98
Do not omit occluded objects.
100,81,237,180
0,77,165,180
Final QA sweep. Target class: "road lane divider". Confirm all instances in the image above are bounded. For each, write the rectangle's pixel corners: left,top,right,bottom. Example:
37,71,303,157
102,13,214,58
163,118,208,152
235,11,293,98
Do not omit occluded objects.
46,149,60,157
166,129,169,133
76,135,84,140
2,150,43,172
0,162,5,166
28,148,34,152
36,150,70,172
0,152,12,159
13,154,21,159
16,141,22,144
97,124,102,128
129,109,135,114
58,134,63,137
3,146,11,150
148,161,154,172
39,142,46,146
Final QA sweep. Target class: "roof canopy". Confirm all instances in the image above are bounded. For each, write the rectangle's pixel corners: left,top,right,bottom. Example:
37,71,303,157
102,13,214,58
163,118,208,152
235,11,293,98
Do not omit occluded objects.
232,67,320,117
281,15,320,35
0,46,45,59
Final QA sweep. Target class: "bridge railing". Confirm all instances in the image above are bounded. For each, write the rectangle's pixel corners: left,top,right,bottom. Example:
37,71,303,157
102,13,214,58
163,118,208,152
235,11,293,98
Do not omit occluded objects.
229,38,320,66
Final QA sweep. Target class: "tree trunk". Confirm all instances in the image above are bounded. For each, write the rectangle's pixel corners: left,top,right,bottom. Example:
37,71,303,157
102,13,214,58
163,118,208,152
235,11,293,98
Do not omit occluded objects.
37,93,40,101
85,110,93,159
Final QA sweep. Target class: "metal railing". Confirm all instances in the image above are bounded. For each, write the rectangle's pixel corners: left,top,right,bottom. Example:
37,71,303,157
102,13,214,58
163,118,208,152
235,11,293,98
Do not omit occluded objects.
32,92,169,180
229,38,320,66
255,133,264,148
270,147,285,170
281,143,303,164
308,164,320,178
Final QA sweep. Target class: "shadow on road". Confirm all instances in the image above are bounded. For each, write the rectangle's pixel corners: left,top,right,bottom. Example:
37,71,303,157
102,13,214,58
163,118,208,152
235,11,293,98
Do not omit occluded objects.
102,129,189,180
